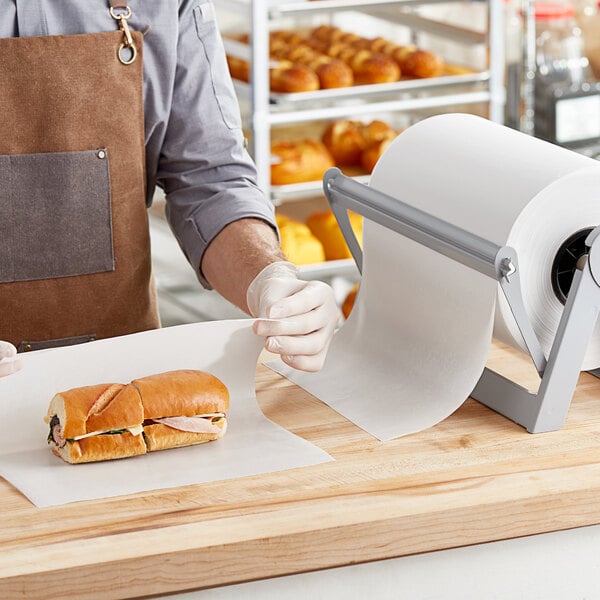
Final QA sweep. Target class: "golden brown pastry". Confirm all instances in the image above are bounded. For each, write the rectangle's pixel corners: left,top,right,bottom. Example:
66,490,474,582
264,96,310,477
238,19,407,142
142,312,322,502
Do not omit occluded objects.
308,38,400,85
341,282,360,319
321,119,397,170
311,26,443,80
306,209,363,261
270,30,354,89
226,54,250,83
359,119,395,146
269,60,320,93
391,45,444,79
271,139,335,185
276,214,326,265
226,54,319,93
360,130,398,174
321,120,367,166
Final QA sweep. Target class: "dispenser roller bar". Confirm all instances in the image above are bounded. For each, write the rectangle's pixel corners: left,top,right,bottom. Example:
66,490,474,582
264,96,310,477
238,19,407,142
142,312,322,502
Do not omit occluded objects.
324,168,502,279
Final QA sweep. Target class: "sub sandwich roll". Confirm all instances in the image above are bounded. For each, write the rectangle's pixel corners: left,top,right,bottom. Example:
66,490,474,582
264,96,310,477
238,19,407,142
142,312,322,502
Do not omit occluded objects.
132,370,230,452
45,383,146,464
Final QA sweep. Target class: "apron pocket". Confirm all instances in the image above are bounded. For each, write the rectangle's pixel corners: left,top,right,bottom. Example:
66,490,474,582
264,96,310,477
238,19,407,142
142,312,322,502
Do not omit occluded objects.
0,149,114,283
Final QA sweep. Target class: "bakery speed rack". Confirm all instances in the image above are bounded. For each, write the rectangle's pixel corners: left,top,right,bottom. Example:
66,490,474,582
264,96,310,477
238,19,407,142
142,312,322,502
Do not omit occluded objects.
219,0,505,198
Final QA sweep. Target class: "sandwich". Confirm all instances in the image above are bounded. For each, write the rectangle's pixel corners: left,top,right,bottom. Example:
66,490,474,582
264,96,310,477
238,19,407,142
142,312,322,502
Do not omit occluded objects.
132,370,229,452
45,369,229,464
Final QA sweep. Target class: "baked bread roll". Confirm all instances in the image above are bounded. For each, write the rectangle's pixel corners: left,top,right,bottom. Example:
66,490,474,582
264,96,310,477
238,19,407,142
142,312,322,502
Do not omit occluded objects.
321,120,367,166
45,383,147,464
391,45,444,79
133,370,229,452
309,39,400,85
341,282,360,319
270,60,320,93
45,370,229,463
271,139,335,185
306,209,363,261
360,129,398,174
311,26,443,79
276,213,326,265
321,119,397,170
270,31,354,89
226,54,250,83
359,119,395,146
226,54,319,93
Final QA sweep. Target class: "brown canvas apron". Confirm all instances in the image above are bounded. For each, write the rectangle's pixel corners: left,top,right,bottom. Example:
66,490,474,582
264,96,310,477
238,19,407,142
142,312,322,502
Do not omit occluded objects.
0,2,160,351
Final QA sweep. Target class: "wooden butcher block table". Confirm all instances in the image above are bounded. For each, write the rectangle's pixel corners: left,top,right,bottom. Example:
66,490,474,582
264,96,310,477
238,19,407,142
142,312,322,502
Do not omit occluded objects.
1,341,600,599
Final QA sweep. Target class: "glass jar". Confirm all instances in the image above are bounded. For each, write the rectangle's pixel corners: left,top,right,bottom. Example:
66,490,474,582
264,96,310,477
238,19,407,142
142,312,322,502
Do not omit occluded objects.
533,2,600,146
534,2,589,88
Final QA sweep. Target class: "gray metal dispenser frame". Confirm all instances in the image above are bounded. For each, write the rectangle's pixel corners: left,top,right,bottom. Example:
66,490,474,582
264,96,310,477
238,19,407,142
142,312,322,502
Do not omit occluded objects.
323,167,600,433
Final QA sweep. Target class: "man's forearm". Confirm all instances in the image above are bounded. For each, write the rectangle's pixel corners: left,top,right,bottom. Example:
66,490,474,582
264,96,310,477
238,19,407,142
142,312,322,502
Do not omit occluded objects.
200,218,285,314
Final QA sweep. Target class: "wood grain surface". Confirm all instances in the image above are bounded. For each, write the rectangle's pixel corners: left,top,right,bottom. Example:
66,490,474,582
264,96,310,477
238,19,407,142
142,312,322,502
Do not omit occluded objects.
1,341,600,599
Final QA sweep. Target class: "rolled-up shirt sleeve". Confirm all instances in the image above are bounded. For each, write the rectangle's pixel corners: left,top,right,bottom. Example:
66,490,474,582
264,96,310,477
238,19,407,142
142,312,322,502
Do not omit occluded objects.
155,0,276,288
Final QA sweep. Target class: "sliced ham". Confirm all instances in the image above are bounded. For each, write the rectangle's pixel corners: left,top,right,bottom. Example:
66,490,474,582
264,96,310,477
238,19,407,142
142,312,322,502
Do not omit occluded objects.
152,415,224,434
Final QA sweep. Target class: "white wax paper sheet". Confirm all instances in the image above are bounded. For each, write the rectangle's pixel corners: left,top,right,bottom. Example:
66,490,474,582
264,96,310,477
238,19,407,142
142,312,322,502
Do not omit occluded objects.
0,320,332,507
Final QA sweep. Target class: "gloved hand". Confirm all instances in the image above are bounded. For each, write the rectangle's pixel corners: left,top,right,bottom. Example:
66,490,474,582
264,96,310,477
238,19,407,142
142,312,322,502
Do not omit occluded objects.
247,261,341,372
0,341,22,378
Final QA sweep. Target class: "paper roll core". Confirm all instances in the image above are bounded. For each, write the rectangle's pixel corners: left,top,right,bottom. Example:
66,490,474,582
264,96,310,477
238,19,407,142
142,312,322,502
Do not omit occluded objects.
551,227,595,305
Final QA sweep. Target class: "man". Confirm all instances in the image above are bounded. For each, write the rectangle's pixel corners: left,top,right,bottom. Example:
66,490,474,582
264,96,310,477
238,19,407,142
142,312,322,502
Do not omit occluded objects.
0,1,340,377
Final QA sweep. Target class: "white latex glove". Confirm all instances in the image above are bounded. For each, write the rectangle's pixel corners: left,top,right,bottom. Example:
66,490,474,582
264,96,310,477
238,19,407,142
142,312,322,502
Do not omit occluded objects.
0,341,22,378
247,261,341,372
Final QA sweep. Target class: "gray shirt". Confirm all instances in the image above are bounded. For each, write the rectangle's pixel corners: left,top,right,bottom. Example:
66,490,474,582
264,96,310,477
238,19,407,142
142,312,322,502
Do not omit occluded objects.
0,0,275,287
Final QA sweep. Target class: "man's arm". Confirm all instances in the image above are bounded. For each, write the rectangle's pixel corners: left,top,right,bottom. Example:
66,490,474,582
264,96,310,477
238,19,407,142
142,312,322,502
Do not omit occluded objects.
200,218,284,314
202,218,341,372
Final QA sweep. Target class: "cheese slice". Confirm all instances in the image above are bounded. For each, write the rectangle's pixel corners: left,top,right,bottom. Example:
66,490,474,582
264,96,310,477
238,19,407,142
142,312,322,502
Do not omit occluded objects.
71,424,144,441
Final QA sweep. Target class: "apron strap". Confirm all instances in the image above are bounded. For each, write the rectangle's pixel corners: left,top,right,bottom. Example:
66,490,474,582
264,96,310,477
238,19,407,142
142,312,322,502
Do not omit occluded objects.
109,1,138,65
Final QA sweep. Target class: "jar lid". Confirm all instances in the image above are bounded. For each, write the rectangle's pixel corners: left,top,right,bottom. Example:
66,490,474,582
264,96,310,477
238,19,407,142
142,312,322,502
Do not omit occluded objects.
534,2,576,19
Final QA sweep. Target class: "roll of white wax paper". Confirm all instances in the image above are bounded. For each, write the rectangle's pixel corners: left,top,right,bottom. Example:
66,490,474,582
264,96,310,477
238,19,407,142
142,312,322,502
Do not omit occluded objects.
270,114,600,441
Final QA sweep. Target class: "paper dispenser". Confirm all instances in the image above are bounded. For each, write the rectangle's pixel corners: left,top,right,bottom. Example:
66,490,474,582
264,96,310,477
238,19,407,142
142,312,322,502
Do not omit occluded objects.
324,162,600,434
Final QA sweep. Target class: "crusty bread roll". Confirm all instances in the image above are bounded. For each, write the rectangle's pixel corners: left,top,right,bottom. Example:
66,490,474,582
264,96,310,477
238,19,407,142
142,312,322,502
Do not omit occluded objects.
270,31,354,89
310,26,443,80
308,26,400,84
47,383,143,441
59,431,148,464
276,213,326,265
132,370,229,419
226,54,319,93
269,61,320,93
391,45,444,79
271,139,335,185
226,54,250,83
321,119,397,170
341,282,360,319
143,422,227,452
45,370,230,464
359,119,395,146
46,382,146,464
308,39,400,85
133,370,229,453
321,120,367,166
352,37,443,79
360,130,398,174
306,209,363,261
